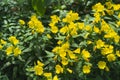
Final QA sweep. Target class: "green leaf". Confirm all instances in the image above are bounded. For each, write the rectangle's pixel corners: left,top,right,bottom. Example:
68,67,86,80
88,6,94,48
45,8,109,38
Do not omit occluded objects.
95,75,103,80
18,55,25,62
1,62,11,70
72,33,84,38
113,14,120,20
71,43,79,47
32,0,46,16
79,41,87,47
45,50,54,57
44,0,55,6
0,75,9,80
22,48,32,53
13,66,17,79
24,36,33,42
104,16,112,20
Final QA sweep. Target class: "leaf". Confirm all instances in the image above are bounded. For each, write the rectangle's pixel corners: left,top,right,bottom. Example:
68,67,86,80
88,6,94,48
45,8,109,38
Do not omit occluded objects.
72,34,83,38
79,41,87,47
31,0,37,10
113,14,120,20
71,43,79,47
18,55,25,62
1,62,11,70
44,0,55,6
0,75,9,80
45,50,54,57
24,36,33,42
13,66,17,79
104,16,112,20
22,48,32,53
95,75,103,80
32,0,46,16
55,34,66,40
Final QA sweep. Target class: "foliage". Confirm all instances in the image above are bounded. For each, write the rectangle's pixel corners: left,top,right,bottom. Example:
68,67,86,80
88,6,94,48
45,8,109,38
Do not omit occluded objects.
0,0,120,80
0,0,33,32
30,0,120,17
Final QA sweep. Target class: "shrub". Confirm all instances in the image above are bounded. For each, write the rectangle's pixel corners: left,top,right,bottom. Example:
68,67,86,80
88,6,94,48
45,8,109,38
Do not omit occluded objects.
0,0,120,80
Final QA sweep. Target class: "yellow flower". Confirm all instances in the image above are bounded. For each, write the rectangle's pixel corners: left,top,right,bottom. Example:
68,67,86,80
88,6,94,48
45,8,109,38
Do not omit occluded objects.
37,60,44,67
77,22,84,30
51,26,58,33
47,34,52,39
107,54,116,62
82,49,91,60
101,20,110,32
87,40,92,44
34,65,43,76
8,36,19,45
53,75,58,80
117,21,120,27
57,40,63,45
19,19,25,25
93,26,100,33
0,45,3,50
61,57,68,66
67,50,76,59
28,15,44,34
62,10,79,23
105,66,109,72
43,72,52,78
106,10,114,15
13,47,21,56
104,29,118,41
92,3,104,12
93,12,101,23
118,13,120,18
61,42,70,50
30,15,37,21
70,29,78,36
60,26,68,35
82,65,91,74
52,46,60,53
55,64,63,74
50,15,60,24
101,45,113,55
67,68,72,73
84,33,89,39
85,25,91,31
114,35,119,43
73,48,80,54
1,39,7,45
59,50,66,58
105,1,113,9
28,21,34,29
98,61,106,69
113,4,120,11
6,46,14,55
36,27,44,33
116,51,120,57
96,39,104,49
34,60,44,76
49,22,55,27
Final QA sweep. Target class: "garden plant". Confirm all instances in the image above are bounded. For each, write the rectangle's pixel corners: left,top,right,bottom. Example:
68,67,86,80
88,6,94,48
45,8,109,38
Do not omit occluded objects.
0,0,120,80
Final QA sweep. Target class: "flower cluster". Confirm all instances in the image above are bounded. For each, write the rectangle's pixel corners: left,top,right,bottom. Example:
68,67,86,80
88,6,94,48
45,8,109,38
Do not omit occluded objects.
0,39,7,50
28,15,44,34
1,1,120,80
0,36,22,56
6,36,21,56
24,1,120,79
